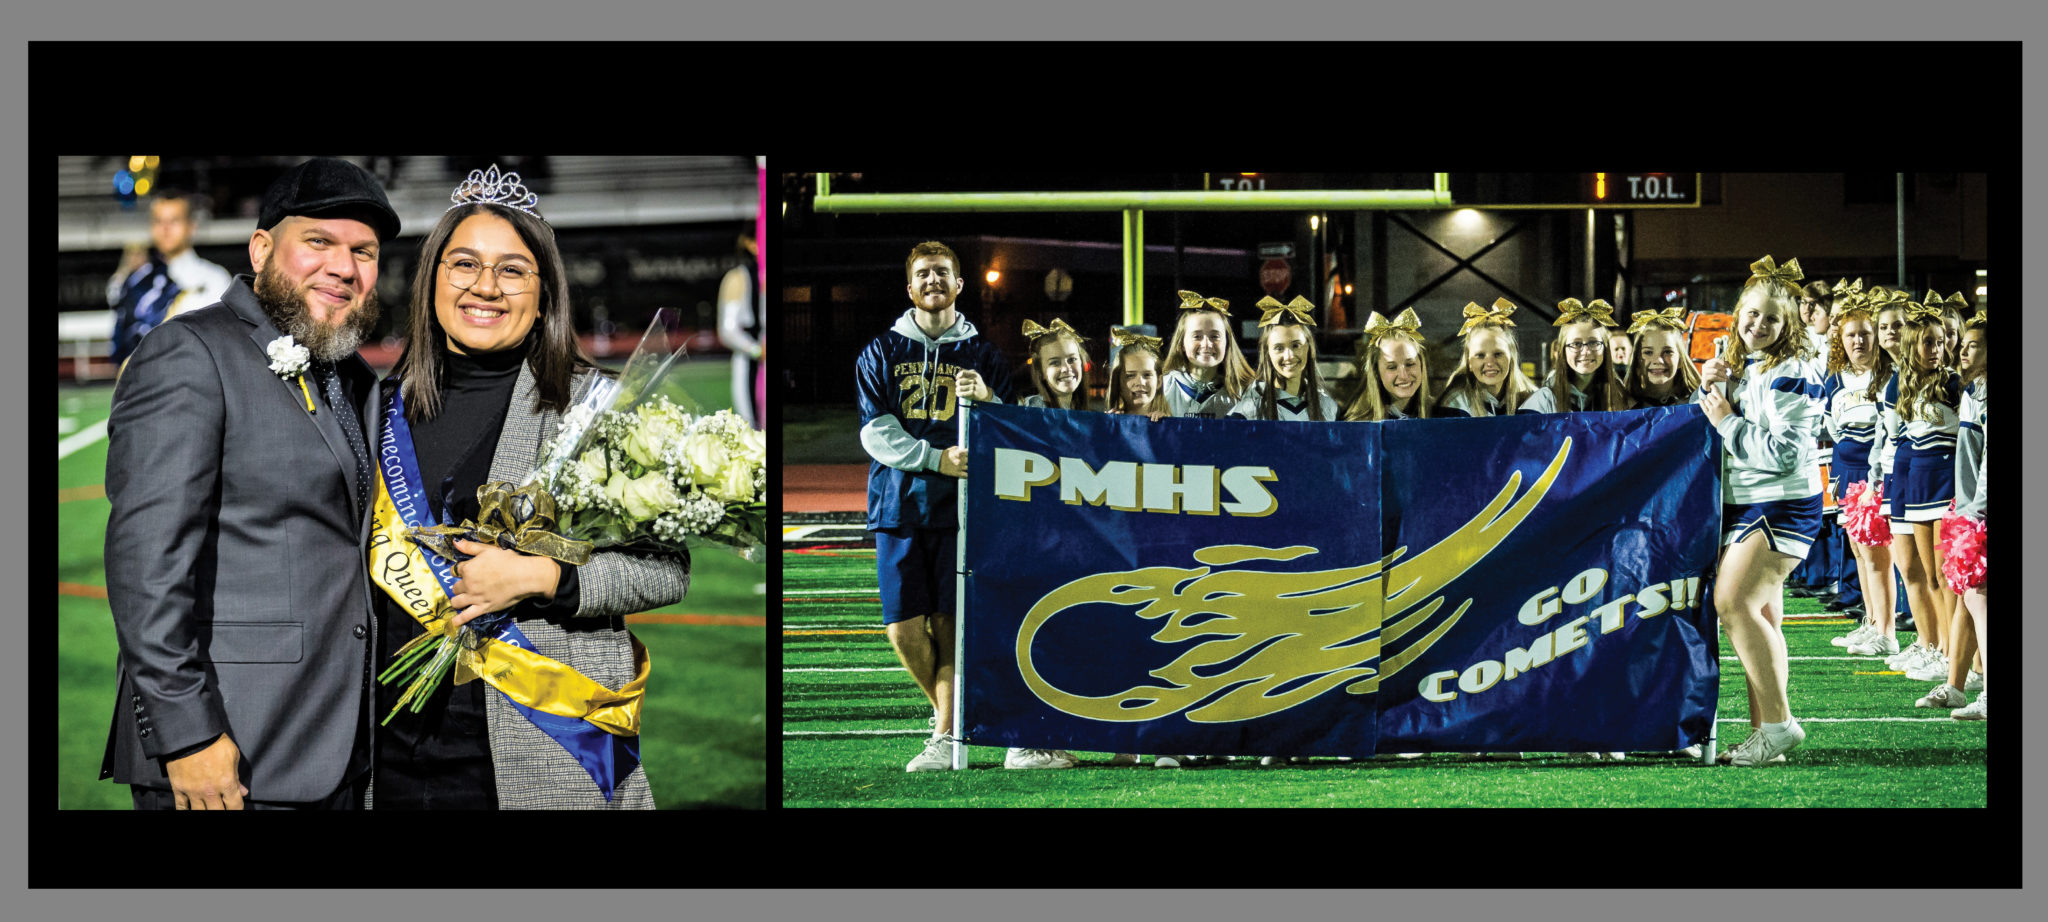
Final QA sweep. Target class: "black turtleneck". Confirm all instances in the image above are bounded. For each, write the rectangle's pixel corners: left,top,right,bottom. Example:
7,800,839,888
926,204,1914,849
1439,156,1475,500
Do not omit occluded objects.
373,345,581,810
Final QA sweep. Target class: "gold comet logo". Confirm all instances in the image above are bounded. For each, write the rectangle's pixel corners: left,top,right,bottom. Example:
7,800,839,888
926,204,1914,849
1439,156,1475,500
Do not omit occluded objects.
1015,439,1572,722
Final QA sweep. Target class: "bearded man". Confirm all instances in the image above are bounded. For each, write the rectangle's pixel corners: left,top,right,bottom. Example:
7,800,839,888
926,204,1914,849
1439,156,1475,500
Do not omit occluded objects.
101,157,401,810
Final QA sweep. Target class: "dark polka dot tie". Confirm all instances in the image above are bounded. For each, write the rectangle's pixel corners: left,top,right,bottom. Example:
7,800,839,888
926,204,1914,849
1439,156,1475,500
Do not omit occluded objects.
316,361,371,519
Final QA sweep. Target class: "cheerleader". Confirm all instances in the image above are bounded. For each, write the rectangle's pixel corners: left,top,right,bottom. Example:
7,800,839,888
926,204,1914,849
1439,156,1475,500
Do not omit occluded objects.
1877,301,1966,692
1341,307,1445,421
1823,300,1900,657
1696,255,1821,766
1524,298,1630,413
1946,308,1987,719
1622,307,1700,407
1228,296,1339,421
1106,329,1170,418
1017,318,1092,411
1799,280,1833,361
1160,289,1256,418
1605,321,1633,386
1436,298,1540,416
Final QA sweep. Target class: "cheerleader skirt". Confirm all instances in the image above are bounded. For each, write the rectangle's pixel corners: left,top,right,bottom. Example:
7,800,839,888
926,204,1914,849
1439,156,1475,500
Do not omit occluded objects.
1890,444,1955,530
1723,494,1824,560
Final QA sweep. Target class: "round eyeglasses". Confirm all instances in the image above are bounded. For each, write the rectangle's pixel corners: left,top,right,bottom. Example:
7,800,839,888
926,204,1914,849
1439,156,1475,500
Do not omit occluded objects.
441,257,538,295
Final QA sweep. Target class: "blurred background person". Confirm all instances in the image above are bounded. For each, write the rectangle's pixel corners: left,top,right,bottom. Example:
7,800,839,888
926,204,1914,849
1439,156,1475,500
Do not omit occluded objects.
106,190,232,368
718,231,763,428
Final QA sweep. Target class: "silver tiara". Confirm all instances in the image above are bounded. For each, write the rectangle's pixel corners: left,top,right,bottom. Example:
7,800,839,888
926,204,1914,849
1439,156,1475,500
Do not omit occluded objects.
447,164,540,215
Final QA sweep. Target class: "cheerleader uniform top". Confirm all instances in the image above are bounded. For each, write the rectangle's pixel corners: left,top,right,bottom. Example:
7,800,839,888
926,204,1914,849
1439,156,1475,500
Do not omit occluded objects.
856,309,1011,530
1227,381,1340,421
1870,371,1961,482
1521,374,1588,414
1714,352,1825,504
1821,367,1880,474
1954,379,1986,518
1018,393,1091,410
1438,384,1536,417
1163,369,1237,418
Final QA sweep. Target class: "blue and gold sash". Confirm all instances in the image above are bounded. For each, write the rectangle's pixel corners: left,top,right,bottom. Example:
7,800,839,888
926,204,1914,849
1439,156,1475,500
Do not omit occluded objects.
369,382,646,801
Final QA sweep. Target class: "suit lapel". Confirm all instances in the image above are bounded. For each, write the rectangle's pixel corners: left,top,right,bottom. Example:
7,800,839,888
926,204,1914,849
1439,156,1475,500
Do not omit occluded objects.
231,279,365,511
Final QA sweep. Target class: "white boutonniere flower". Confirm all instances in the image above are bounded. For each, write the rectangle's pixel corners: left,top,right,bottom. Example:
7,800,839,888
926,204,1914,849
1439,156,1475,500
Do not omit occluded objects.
267,335,316,413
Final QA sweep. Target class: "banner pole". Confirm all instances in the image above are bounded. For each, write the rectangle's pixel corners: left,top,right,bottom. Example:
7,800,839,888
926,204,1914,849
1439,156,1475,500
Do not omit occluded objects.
952,393,971,771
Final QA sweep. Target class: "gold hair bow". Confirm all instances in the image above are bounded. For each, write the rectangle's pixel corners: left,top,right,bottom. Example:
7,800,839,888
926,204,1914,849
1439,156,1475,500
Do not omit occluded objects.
1965,304,1986,329
1625,306,1688,335
1931,291,1969,312
1457,297,1518,337
1177,289,1231,316
1553,298,1617,328
1747,255,1804,288
1109,328,1164,350
1256,295,1317,328
1901,301,1943,324
1362,307,1422,347
1021,317,1079,345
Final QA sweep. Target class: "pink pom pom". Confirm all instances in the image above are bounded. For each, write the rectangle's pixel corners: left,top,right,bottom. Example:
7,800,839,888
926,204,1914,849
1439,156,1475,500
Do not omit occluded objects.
1939,512,1986,593
1841,480,1892,547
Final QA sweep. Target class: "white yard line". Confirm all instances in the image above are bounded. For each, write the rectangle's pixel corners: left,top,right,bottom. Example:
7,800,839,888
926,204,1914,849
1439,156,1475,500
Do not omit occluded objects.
57,419,109,460
782,588,880,596
784,717,1972,738
784,666,901,673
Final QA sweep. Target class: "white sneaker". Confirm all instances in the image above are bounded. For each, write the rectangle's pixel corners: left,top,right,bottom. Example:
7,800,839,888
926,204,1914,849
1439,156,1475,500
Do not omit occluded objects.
1716,729,1786,764
1887,645,1925,670
1678,744,1704,759
1906,655,1953,683
1727,720,1804,766
1963,670,1984,693
1569,752,1625,761
906,736,952,772
1832,623,1876,647
1153,754,1181,768
1107,752,1140,766
1259,755,1287,766
1952,692,1987,720
1847,632,1900,656
1004,748,1077,769
1915,684,1968,709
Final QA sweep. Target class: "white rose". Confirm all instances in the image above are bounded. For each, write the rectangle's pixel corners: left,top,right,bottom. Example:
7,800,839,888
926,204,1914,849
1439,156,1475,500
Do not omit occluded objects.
604,470,631,511
574,447,609,485
620,471,682,522
734,425,766,466
711,460,755,503
683,432,729,487
625,411,687,470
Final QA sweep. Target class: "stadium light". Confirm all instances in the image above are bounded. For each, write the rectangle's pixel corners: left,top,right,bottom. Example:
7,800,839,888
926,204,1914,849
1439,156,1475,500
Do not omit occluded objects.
986,269,1001,285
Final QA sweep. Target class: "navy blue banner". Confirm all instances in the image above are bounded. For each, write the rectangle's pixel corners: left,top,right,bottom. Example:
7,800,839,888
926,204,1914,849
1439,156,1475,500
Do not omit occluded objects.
963,402,1720,757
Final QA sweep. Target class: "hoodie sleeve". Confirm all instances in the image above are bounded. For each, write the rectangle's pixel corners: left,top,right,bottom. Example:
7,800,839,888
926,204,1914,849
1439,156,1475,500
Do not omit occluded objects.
1953,388,1986,518
1869,373,1897,481
856,339,941,473
1713,361,1820,476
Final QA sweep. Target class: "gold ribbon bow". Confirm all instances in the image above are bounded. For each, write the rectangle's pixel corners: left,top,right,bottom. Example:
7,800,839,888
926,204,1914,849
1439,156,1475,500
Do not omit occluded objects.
1552,298,1618,328
1177,289,1232,315
1928,291,1969,312
1901,301,1944,325
1109,328,1163,351
408,480,595,569
1747,255,1804,288
1457,298,1519,337
1362,307,1422,347
1021,317,1080,346
1625,306,1688,335
1256,295,1317,328
1965,305,1986,329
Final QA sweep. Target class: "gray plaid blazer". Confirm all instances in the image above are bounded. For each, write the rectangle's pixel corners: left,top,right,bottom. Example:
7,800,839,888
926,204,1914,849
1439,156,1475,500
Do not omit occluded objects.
369,363,689,810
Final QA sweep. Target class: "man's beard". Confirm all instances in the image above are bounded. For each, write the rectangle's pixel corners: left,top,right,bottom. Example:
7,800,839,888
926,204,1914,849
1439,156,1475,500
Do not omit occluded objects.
253,262,381,363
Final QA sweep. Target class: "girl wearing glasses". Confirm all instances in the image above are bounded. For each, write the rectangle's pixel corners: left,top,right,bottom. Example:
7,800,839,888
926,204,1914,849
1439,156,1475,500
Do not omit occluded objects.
1524,299,1630,413
1696,256,1823,766
369,177,689,809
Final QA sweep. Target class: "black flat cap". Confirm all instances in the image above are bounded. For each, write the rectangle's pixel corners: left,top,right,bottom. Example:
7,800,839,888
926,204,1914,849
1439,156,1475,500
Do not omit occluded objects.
259,157,402,241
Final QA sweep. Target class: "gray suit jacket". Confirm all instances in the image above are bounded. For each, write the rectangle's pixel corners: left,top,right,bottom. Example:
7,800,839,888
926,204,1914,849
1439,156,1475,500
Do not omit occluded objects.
101,276,381,803
367,363,690,810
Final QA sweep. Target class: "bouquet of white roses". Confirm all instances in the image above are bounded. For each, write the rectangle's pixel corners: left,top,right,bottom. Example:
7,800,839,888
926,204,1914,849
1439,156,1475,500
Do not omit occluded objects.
525,308,767,562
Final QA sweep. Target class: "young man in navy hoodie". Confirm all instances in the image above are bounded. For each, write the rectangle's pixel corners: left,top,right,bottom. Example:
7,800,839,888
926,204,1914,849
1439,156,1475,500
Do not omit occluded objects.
857,241,1071,772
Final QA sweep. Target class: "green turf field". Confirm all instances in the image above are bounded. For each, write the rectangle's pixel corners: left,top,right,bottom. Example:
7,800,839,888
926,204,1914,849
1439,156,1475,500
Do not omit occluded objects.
57,361,764,810
782,544,1987,808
